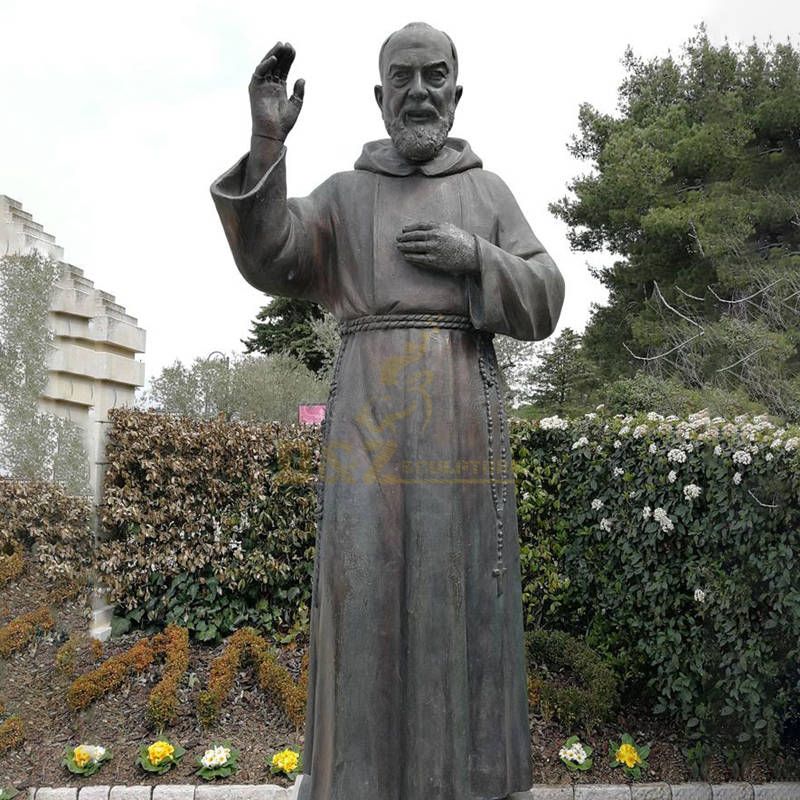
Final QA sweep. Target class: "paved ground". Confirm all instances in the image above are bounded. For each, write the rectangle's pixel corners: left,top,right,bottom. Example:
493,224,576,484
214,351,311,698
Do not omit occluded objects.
24,783,800,800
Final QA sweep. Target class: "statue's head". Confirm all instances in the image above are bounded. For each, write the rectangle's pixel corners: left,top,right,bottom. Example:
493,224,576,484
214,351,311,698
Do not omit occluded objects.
375,22,463,163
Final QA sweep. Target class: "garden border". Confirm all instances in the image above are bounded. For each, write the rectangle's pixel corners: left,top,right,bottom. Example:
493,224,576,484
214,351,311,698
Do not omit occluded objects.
22,783,800,800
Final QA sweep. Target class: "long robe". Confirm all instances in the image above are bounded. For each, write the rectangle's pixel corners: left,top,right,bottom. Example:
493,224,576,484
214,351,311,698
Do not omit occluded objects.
211,138,565,800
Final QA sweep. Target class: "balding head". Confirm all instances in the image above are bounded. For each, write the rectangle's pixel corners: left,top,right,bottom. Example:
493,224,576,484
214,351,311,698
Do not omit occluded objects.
374,22,463,162
379,22,458,81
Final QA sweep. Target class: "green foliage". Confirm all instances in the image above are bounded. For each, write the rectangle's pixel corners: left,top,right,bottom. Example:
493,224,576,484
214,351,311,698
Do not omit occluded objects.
519,328,598,416
0,252,88,493
527,629,618,731
98,410,317,642
553,30,800,420
512,409,800,760
243,296,327,374
141,351,328,425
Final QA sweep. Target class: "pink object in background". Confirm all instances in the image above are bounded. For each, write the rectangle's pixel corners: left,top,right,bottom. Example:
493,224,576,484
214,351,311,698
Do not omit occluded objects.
299,404,326,425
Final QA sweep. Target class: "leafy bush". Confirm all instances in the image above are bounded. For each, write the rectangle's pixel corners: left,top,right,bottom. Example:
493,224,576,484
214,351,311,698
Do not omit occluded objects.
0,478,91,580
527,629,618,731
98,410,317,641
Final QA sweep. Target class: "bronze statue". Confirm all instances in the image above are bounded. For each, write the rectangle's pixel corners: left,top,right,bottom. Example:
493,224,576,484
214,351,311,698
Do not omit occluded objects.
212,22,565,800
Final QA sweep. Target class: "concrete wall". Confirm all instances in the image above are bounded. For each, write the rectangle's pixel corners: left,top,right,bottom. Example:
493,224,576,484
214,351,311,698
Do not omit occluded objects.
1,194,146,639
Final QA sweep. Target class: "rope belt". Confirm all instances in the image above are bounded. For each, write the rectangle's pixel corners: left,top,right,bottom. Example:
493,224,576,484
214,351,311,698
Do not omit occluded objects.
338,313,475,335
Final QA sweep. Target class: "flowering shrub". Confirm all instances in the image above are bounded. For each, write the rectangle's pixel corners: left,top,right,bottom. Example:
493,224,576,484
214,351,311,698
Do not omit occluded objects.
558,735,593,771
609,734,650,780
196,742,238,780
138,739,185,775
514,410,800,758
98,410,317,642
270,747,302,778
63,744,111,776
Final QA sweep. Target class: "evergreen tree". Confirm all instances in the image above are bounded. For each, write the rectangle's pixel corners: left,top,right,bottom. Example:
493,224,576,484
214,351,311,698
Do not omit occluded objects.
522,328,596,416
552,29,800,420
243,296,327,374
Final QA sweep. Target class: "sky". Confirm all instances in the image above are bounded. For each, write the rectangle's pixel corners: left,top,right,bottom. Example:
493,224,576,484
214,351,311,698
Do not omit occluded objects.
2,0,799,385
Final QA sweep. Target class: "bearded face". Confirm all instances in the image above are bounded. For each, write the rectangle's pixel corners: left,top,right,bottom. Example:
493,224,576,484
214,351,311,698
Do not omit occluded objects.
384,108,455,162
375,25,462,164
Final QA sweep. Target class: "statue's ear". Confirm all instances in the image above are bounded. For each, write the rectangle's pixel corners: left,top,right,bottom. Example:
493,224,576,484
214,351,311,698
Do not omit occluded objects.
374,85,383,110
455,85,463,107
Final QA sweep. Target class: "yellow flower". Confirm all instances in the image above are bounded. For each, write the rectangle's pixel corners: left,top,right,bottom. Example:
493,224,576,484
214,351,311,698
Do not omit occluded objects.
74,745,91,768
147,740,175,766
616,742,641,769
272,748,300,773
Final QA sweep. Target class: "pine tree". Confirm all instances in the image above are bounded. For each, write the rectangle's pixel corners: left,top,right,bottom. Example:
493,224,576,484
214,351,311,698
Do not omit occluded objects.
552,28,800,420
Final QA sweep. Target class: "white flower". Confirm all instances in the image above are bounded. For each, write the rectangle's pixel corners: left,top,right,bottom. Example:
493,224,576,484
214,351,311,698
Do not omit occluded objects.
770,438,783,449
648,443,657,455
686,443,694,452
653,507,674,532
560,742,588,764
647,412,664,421
642,506,652,520
714,445,723,456
201,746,231,769
613,467,624,478
667,449,687,464
613,439,622,449
732,450,752,466
599,517,612,532
733,472,742,485
694,588,706,603
540,415,569,431
571,436,589,450
596,404,606,411
668,470,677,484
633,424,648,439
786,437,800,452
683,483,702,500
584,412,597,420
765,452,774,462
591,498,604,511
619,425,630,436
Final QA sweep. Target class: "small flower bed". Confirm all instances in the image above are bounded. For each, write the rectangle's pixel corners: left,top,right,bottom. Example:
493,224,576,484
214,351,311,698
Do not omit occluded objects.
197,742,239,780
609,734,650,780
138,739,185,775
63,743,111,776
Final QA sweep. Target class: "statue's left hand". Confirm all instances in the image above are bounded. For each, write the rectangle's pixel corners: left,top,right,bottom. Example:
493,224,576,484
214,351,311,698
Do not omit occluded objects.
396,223,479,275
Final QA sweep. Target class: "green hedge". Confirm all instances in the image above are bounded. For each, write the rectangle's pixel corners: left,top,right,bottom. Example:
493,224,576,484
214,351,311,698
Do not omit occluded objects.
99,408,800,757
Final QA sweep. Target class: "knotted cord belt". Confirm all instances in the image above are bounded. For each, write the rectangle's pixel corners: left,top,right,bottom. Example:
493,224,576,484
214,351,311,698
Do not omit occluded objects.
313,312,509,603
338,312,475,336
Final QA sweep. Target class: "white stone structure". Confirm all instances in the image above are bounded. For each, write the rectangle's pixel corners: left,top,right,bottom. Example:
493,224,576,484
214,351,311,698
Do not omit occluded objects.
1,194,146,639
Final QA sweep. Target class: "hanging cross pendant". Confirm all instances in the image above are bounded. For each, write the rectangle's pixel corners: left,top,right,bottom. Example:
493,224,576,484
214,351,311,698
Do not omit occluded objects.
492,565,507,596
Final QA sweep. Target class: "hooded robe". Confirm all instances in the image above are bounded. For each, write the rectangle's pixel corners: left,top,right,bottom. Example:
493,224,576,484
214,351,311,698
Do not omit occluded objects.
211,138,565,800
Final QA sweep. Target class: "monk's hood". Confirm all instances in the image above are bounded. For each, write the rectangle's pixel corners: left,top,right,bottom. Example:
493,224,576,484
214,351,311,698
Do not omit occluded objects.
354,137,483,177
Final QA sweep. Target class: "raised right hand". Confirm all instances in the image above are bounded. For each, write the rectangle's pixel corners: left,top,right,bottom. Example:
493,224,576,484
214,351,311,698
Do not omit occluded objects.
249,42,305,142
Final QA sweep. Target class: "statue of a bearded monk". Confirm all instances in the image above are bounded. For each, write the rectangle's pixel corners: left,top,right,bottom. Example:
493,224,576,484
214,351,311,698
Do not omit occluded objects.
211,22,565,800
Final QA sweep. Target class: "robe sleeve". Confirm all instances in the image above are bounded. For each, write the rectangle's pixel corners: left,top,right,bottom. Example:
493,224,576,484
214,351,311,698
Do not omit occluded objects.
210,148,334,306
465,171,565,341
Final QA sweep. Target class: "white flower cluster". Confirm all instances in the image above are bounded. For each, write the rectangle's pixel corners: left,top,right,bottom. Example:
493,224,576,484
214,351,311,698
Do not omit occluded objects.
591,498,604,511
786,437,799,452
694,588,706,603
571,436,589,450
733,472,742,485
683,484,702,500
633,424,648,439
668,470,677,484
201,745,232,769
667,449,687,464
732,450,752,466
648,443,658,455
653,507,674,532
647,412,664,422
714,444,723,456
559,741,589,764
613,467,624,478
540,415,569,431
600,517,613,532
642,506,652,520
